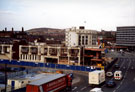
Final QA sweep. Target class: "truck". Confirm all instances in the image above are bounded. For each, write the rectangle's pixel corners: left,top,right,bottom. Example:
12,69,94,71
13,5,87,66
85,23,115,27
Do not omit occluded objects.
26,74,72,92
89,70,105,86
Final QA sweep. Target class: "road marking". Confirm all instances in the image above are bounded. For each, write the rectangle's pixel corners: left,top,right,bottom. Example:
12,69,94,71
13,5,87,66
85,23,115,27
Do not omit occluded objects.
113,59,132,92
119,60,125,69
134,78,135,81
80,86,87,90
72,86,77,91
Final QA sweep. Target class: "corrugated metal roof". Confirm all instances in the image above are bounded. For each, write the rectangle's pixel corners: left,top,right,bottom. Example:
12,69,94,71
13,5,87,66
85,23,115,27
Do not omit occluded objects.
28,74,66,86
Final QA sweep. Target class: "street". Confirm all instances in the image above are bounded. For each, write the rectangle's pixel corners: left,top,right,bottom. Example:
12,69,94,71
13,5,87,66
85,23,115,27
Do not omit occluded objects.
71,52,135,92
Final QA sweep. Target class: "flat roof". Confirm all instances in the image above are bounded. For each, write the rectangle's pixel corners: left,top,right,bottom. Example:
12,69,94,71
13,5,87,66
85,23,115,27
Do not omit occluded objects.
91,59,103,61
91,70,104,73
85,48,105,51
91,88,102,91
28,74,66,86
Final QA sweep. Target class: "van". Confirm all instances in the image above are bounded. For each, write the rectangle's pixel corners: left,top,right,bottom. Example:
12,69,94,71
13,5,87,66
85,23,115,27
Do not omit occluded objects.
90,88,103,92
89,70,105,86
114,71,122,80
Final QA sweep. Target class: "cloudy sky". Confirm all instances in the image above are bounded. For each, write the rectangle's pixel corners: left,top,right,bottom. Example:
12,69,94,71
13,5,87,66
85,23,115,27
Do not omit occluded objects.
0,0,135,31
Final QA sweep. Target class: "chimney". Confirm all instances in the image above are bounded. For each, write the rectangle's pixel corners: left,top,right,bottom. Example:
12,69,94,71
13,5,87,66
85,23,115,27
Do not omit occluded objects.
22,27,24,32
12,27,14,32
5,27,7,31
79,26,85,29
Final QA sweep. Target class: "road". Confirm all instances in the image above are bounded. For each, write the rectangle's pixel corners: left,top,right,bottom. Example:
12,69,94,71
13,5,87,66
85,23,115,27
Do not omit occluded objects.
102,57,135,92
71,52,135,92
71,72,91,92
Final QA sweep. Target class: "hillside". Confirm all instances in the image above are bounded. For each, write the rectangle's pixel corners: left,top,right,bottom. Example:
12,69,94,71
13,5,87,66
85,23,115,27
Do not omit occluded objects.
26,27,65,43
26,27,65,35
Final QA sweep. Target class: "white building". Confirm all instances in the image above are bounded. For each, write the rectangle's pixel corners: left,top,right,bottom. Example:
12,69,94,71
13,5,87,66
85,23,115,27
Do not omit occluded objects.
65,26,98,48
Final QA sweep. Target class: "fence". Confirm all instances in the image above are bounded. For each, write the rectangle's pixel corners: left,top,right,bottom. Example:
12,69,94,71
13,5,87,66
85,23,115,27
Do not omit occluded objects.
0,59,97,72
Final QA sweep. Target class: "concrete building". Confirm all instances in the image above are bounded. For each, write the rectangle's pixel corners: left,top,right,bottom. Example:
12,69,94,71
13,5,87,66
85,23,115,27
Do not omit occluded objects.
19,43,83,65
65,26,98,47
0,44,13,60
84,48,105,67
116,26,135,50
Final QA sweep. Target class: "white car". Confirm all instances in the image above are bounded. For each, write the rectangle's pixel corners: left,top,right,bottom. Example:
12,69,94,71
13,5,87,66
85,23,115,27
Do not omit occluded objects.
90,88,103,92
106,72,113,77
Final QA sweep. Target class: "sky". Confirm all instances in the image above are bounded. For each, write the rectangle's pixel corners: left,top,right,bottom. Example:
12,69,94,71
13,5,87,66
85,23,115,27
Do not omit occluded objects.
0,0,135,31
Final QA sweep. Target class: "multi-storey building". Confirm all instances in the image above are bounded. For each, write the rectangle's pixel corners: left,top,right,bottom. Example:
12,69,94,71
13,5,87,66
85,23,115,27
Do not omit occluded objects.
19,43,83,65
116,26,135,50
65,26,98,47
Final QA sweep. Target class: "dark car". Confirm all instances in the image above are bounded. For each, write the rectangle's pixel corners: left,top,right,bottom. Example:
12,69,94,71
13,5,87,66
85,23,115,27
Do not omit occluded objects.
106,80,116,88
115,64,120,69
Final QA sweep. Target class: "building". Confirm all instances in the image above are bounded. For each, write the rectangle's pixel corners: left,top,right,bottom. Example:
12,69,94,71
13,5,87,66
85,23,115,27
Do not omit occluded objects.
65,26,98,47
0,44,13,60
116,26,135,50
97,30,116,48
19,43,83,65
84,48,105,67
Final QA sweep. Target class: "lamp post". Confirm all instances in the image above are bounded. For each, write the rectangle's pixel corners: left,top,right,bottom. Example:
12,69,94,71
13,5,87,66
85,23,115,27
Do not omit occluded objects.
4,63,7,92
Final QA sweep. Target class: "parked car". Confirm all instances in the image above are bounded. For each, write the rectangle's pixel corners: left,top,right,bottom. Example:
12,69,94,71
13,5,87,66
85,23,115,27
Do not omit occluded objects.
106,72,113,77
114,64,120,69
106,80,116,88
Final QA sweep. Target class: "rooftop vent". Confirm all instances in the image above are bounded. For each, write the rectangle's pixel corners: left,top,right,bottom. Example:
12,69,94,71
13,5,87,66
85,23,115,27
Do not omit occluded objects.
79,26,85,29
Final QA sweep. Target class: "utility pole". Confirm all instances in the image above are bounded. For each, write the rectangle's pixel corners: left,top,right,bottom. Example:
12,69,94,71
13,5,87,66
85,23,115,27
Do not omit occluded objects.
5,63,7,92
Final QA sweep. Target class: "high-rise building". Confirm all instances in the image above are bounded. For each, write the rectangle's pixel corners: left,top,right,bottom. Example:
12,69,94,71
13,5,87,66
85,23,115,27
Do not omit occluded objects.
116,26,135,50
65,26,98,47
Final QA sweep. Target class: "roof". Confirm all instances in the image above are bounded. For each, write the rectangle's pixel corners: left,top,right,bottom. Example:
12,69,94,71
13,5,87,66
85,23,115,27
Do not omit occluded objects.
91,88,102,91
28,74,66,86
85,48,105,52
114,71,122,73
91,59,103,61
105,46,128,49
91,70,104,73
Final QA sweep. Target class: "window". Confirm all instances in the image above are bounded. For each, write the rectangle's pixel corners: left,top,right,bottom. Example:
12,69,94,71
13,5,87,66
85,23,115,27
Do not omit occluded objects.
78,35,81,45
85,36,88,45
82,36,84,45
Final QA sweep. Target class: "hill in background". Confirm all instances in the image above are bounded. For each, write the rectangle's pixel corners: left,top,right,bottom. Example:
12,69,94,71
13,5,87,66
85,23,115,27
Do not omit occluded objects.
26,27,65,44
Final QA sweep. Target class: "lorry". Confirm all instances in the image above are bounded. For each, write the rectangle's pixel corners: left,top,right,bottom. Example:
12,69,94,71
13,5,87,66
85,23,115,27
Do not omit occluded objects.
90,88,103,92
26,74,72,92
89,70,105,86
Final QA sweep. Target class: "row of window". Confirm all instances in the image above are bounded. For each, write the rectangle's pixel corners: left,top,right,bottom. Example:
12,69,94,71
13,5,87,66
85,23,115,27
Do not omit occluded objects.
20,54,41,60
